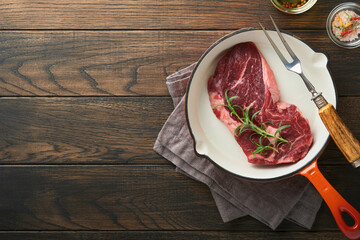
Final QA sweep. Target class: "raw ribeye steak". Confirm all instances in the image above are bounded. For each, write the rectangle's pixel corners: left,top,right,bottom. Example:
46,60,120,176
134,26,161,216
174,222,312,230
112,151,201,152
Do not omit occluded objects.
208,42,313,165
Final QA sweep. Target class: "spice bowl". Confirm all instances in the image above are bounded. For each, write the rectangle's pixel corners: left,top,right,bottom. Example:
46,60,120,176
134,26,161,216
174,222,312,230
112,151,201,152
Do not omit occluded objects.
326,2,360,49
270,0,317,14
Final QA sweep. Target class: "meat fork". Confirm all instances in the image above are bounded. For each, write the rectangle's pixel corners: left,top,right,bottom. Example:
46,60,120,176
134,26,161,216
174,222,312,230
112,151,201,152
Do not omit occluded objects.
259,16,360,168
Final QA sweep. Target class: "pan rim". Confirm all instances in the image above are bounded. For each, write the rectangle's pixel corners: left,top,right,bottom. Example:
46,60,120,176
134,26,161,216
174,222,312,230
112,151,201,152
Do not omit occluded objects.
184,27,337,182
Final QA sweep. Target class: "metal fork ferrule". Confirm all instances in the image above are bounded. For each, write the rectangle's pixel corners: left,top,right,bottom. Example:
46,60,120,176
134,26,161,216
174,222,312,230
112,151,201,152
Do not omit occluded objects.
312,93,328,109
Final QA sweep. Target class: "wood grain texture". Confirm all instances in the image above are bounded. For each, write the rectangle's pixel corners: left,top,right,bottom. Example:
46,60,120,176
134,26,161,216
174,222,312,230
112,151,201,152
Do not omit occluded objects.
0,97,172,164
0,97,358,165
0,165,358,231
0,31,358,96
0,0,346,30
0,231,348,240
319,104,360,166
0,0,358,239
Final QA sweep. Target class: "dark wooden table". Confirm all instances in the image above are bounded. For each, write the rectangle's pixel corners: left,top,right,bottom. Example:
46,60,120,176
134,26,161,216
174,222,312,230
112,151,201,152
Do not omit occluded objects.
0,1,359,239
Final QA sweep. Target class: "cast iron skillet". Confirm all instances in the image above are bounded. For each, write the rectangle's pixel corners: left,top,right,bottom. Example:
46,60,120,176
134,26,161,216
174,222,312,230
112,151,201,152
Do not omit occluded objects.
185,28,360,239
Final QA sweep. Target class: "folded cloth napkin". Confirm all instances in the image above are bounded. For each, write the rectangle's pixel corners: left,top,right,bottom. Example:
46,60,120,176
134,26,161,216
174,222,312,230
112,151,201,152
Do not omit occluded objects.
154,63,323,230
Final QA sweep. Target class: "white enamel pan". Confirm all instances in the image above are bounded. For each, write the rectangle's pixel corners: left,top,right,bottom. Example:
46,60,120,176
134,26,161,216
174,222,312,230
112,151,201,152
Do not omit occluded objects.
185,28,360,239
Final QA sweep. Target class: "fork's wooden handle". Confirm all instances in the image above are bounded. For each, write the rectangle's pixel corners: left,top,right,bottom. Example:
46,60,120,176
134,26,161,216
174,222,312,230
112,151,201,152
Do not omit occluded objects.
318,103,360,167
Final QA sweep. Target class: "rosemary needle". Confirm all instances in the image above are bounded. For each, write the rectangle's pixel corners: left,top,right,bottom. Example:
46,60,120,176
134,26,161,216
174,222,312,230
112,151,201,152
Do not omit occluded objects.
214,90,291,156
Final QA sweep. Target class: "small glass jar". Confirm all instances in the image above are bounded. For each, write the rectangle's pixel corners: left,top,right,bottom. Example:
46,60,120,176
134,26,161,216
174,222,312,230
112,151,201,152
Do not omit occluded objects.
326,2,360,49
270,0,317,14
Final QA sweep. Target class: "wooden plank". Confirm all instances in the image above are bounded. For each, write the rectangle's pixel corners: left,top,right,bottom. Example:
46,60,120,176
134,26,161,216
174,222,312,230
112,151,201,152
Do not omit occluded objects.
0,31,223,96
0,231,348,240
0,165,358,231
0,0,344,30
0,97,358,165
0,97,171,164
0,31,358,97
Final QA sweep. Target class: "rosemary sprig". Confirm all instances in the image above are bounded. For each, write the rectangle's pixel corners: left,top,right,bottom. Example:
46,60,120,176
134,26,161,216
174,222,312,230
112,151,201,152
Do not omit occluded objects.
214,90,291,156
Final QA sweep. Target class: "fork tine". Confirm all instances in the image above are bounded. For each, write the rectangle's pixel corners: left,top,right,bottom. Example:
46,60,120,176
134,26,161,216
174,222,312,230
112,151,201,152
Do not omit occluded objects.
259,22,289,65
269,16,297,60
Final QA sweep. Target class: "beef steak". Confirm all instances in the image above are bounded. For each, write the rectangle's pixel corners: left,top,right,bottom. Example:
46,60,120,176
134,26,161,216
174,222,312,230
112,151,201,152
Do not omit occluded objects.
208,42,313,165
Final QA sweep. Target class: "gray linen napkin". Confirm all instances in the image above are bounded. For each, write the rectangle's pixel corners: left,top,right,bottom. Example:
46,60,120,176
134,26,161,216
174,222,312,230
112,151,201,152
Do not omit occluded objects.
154,63,323,230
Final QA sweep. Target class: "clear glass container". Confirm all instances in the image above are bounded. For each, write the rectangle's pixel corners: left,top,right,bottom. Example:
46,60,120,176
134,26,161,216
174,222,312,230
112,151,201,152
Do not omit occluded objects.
270,0,317,14
326,2,360,49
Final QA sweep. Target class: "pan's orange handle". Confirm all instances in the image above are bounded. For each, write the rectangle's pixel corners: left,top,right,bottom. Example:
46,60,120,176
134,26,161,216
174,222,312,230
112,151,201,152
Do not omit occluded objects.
300,161,360,239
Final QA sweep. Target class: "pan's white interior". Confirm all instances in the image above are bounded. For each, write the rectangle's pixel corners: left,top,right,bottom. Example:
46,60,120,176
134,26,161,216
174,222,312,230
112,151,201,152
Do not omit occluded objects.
187,29,336,180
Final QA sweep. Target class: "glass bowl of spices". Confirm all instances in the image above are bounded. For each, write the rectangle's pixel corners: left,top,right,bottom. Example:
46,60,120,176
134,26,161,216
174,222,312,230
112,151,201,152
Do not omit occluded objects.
326,2,360,49
270,0,317,14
